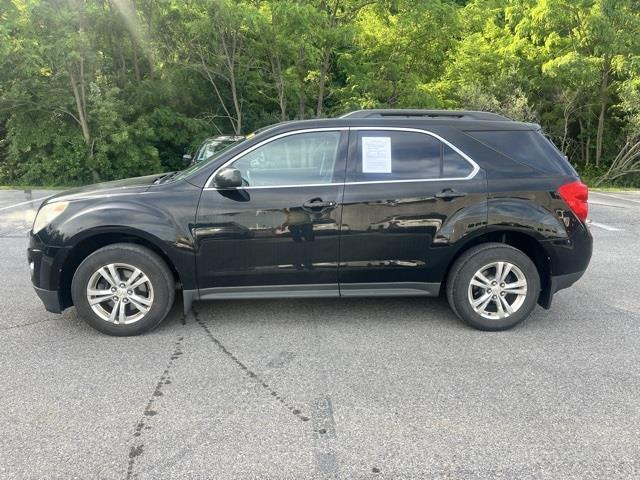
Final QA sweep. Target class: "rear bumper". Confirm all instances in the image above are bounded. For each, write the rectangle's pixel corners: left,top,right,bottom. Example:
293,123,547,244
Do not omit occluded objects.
545,223,593,278
538,268,587,309
538,218,592,309
33,286,63,314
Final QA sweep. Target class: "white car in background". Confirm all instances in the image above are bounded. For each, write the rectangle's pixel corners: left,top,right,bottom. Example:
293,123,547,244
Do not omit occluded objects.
183,135,245,165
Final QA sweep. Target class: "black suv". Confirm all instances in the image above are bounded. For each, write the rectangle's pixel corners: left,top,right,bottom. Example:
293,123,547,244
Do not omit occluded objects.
28,109,592,335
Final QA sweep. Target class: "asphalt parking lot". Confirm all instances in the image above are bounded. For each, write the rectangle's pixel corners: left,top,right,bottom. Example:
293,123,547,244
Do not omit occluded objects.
0,188,639,479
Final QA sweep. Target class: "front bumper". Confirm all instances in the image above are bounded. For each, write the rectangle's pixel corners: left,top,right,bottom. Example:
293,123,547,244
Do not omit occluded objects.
28,232,67,314
33,286,63,313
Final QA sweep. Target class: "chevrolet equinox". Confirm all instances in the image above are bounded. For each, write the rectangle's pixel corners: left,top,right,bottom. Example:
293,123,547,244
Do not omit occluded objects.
28,109,592,335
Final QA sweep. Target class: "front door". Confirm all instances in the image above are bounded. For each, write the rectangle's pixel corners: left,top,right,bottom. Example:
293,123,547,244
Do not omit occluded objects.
339,127,487,296
194,129,348,298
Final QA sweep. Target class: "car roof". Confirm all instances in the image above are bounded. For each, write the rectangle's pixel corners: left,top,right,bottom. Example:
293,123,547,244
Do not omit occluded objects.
340,109,512,121
252,113,539,140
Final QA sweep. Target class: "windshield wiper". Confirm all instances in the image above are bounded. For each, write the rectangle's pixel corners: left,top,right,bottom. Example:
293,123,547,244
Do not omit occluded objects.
153,171,179,184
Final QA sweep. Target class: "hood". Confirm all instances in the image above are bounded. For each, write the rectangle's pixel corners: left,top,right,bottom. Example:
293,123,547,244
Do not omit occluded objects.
43,173,170,205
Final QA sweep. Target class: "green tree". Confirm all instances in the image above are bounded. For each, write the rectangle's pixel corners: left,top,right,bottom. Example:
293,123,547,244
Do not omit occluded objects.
2,0,640,186
339,0,460,110
518,0,640,165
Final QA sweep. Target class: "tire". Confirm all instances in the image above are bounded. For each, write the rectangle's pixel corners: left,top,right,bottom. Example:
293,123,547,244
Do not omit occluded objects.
446,243,540,331
71,243,175,336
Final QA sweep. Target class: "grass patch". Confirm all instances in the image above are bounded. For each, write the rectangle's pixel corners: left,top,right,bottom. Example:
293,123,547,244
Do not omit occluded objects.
590,186,640,192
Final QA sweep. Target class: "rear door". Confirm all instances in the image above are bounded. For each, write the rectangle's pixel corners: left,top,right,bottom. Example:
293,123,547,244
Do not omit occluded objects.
194,128,348,297
339,127,487,296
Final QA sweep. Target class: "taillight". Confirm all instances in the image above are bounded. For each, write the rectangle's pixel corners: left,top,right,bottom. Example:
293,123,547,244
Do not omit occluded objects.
558,181,589,222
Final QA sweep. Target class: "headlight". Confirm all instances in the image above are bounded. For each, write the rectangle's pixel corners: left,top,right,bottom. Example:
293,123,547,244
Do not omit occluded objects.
32,202,69,233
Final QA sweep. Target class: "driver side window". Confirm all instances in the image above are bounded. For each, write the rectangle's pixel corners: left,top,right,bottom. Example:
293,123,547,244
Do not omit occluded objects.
232,131,341,187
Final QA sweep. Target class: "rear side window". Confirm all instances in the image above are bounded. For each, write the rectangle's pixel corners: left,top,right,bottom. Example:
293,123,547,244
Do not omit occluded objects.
468,130,576,175
350,130,474,182
443,145,474,178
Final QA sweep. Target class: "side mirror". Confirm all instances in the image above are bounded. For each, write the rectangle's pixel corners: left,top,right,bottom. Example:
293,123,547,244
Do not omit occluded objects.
182,154,193,165
214,167,243,188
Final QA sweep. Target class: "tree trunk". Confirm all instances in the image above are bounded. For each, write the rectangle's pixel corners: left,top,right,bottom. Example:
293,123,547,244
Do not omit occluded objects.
229,69,242,134
297,44,306,119
561,92,575,154
270,55,287,121
222,33,242,134
299,93,306,120
316,49,330,118
280,96,287,122
596,57,611,166
132,37,141,82
578,117,585,164
595,103,606,166
279,84,287,122
68,66,90,147
69,64,99,182
276,57,286,122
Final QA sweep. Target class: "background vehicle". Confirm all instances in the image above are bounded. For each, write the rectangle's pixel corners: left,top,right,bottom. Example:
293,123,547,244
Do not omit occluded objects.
183,135,245,165
28,109,592,335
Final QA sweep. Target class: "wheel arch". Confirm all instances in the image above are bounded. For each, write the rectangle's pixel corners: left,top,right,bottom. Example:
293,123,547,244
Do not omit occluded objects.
59,229,183,309
444,229,552,308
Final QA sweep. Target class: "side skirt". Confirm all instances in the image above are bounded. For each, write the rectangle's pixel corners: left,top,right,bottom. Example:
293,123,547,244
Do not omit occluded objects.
199,284,339,301
340,282,441,297
184,282,441,312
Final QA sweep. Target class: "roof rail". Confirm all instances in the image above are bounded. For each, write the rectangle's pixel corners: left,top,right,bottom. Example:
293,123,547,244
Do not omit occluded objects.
339,109,512,122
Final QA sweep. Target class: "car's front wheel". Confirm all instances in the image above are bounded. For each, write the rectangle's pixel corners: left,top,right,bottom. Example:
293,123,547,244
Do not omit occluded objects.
446,243,540,331
71,243,175,336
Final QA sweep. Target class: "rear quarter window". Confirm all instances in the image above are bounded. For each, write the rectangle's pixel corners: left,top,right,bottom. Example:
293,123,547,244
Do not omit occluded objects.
467,130,577,176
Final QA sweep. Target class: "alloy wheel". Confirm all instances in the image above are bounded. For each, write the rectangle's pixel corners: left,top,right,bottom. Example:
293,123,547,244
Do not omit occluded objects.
86,263,154,324
467,261,527,320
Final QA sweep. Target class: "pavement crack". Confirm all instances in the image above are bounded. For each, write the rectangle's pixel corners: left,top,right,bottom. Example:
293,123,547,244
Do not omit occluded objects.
311,396,339,479
125,334,185,480
601,302,640,321
0,317,65,331
193,306,310,423
309,302,339,479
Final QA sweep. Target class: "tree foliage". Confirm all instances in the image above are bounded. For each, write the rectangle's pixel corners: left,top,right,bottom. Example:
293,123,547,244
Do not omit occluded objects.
1,0,640,186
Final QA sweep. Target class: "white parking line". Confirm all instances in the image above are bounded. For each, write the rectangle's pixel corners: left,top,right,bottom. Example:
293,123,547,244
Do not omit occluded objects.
592,192,640,205
589,200,626,208
0,196,49,212
590,221,622,231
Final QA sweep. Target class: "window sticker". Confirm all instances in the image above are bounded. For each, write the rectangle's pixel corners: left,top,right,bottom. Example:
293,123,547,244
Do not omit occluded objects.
362,137,392,173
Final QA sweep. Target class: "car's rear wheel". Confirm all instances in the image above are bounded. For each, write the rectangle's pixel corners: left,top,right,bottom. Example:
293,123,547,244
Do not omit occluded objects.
446,243,540,331
71,243,175,336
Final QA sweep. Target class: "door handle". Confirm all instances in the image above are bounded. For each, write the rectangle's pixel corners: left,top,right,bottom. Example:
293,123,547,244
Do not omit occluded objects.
302,198,336,211
435,189,467,200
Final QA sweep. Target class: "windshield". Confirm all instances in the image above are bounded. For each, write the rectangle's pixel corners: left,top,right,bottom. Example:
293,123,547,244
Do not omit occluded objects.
173,138,246,181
